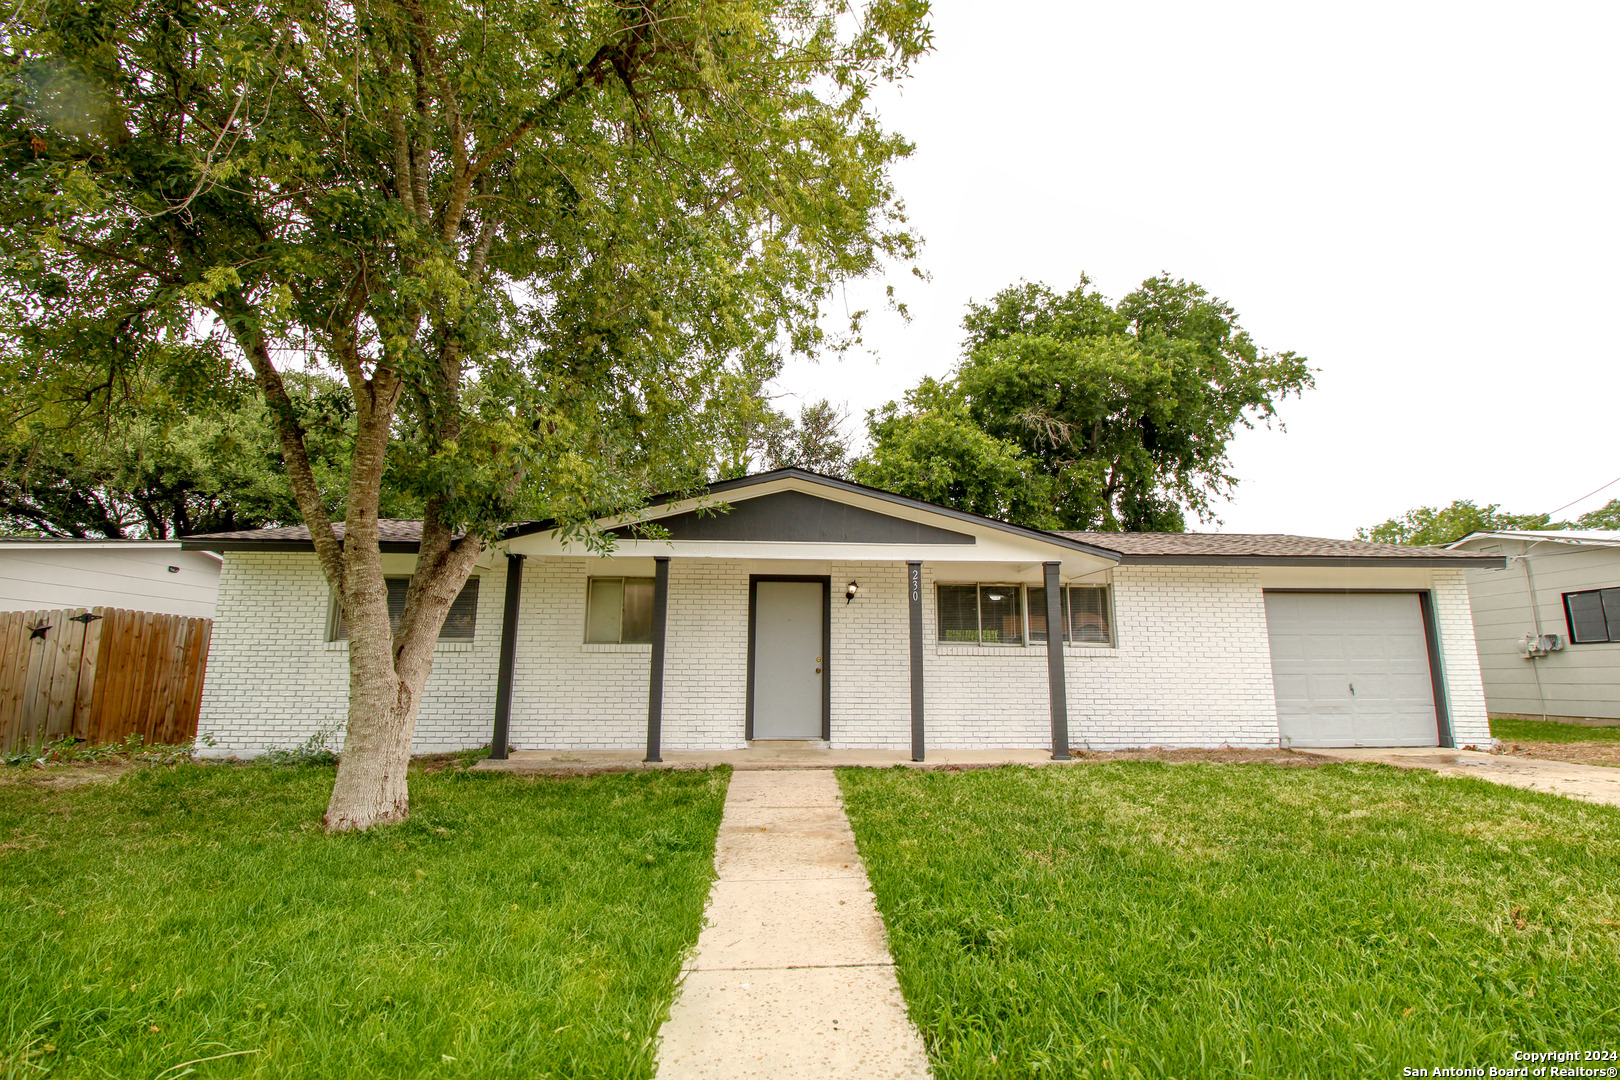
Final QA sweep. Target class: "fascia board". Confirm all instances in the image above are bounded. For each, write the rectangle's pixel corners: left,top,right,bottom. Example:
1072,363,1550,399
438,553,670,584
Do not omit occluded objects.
505,475,1122,564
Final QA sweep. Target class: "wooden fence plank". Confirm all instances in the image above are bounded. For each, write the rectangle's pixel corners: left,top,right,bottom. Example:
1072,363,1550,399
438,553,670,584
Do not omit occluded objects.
72,610,104,742
19,611,52,748
44,609,85,742
150,615,179,744
0,611,23,752
91,608,129,746
137,613,167,745
178,619,210,739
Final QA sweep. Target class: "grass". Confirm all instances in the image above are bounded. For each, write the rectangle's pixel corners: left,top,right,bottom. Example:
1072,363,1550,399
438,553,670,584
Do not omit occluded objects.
1490,716,1620,744
0,761,728,1078
839,762,1620,1079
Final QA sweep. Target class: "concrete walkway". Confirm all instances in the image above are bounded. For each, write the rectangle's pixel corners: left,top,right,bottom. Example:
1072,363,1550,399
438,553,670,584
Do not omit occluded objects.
654,770,931,1080
475,745,1056,774
1310,746,1620,807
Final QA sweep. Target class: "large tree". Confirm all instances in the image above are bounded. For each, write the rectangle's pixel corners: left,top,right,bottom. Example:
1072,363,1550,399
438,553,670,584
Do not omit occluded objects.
3,0,928,829
860,276,1313,531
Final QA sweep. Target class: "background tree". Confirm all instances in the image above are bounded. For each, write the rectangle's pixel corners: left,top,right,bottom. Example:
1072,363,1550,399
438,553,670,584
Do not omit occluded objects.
851,376,1056,525
1356,497,1620,546
859,276,1313,531
0,367,383,536
3,0,929,829
707,368,853,479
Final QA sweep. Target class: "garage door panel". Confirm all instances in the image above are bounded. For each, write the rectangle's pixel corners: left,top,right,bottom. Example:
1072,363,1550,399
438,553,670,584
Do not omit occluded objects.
1266,592,1439,748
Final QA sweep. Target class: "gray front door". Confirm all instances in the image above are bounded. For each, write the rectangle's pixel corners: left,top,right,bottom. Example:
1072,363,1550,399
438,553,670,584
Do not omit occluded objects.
752,581,824,739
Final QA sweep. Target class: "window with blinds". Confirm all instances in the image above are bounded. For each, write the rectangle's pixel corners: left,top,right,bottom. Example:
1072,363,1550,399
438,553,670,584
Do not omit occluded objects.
329,576,480,642
935,584,1024,645
999,584,1114,646
585,578,656,644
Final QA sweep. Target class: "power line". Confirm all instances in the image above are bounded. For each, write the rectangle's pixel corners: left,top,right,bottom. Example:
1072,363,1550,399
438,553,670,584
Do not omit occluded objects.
1549,473,1620,518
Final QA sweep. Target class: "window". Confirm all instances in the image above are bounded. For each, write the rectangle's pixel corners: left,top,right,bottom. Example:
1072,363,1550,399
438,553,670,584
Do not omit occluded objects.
1564,587,1620,644
1029,585,1113,646
586,577,656,643
936,584,1024,645
329,576,480,642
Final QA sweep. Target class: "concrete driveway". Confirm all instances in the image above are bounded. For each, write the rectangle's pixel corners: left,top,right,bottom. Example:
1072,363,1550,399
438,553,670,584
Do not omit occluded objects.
1309,747,1620,807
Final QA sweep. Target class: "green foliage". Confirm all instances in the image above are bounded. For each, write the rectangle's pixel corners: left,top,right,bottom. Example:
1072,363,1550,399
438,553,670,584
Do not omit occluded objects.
0,762,729,1076
860,276,1313,531
0,368,397,537
852,377,1058,526
0,0,930,541
707,367,852,479
839,763,1620,1079
1353,496,1620,547
1574,498,1620,530
1355,501,1553,547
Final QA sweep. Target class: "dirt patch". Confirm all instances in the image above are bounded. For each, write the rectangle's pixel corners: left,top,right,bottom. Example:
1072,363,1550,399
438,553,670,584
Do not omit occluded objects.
0,761,132,789
1066,747,1328,767
1494,742,1620,769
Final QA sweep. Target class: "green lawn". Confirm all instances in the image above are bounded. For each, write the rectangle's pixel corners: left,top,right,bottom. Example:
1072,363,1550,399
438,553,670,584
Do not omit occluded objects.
840,763,1620,1079
1491,716,1620,743
0,762,728,1078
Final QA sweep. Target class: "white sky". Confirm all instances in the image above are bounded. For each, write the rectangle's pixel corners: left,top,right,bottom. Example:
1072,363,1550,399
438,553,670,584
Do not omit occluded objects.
771,0,1620,538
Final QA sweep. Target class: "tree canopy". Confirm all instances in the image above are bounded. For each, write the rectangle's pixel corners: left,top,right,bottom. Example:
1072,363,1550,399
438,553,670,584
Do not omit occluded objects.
1,0,930,828
857,276,1313,531
0,365,394,537
1357,498,1620,546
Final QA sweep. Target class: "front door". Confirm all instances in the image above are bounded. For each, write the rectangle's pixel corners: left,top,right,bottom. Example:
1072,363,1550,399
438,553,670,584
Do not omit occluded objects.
751,580,825,739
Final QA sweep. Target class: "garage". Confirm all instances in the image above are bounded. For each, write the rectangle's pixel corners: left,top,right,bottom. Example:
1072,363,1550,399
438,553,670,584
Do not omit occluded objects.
1263,591,1445,748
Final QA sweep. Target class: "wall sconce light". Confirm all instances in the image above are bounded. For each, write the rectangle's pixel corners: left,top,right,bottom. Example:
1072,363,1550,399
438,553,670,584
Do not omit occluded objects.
845,581,859,604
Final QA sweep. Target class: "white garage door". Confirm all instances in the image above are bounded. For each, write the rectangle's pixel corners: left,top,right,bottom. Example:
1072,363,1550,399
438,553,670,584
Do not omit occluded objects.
1264,592,1441,748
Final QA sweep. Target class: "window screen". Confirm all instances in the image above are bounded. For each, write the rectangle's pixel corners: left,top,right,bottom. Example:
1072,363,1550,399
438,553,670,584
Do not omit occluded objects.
1027,586,1070,644
977,585,1023,645
586,578,656,643
1565,587,1620,644
1029,586,1113,646
1068,586,1112,645
330,576,479,642
936,585,980,643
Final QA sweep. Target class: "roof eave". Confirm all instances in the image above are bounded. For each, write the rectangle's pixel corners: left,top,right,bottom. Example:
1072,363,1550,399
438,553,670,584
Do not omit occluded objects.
1116,554,1508,569
179,538,424,554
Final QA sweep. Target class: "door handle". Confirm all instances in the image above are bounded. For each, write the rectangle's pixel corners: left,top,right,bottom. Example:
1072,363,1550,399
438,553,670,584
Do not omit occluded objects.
815,667,822,674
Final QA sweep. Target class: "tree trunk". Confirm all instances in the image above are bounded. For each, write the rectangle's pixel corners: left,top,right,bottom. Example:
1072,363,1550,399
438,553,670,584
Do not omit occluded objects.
321,658,423,831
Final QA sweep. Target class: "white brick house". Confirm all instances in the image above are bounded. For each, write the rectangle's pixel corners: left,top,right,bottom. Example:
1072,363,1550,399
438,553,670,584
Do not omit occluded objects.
183,470,1502,758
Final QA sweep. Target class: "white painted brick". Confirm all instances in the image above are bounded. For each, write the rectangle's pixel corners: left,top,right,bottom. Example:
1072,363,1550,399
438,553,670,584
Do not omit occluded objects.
198,555,1494,756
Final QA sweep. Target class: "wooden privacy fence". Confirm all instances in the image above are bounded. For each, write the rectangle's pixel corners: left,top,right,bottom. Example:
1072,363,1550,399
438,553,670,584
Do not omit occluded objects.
0,607,212,753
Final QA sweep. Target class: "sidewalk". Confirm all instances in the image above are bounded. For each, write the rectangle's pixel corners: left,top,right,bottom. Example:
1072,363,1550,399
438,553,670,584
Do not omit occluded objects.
654,770,931,1080
1310,746,1620,807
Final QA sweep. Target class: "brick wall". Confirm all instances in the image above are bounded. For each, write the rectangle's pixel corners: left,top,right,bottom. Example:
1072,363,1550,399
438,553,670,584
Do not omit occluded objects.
197,552,505,755
1430,568,1492,747
198,552,1489,756
919,564,1283,750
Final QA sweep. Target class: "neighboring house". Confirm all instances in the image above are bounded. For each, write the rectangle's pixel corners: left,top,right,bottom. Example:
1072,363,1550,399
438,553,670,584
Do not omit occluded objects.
182,469,1502,758
0,539,222,619
1446,530,1620,722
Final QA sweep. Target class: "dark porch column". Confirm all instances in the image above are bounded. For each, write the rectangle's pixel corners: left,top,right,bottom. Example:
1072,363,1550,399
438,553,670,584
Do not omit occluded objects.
1044,560,1071,760
645,556,670,763
908,560,925,762
489,553,525,760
